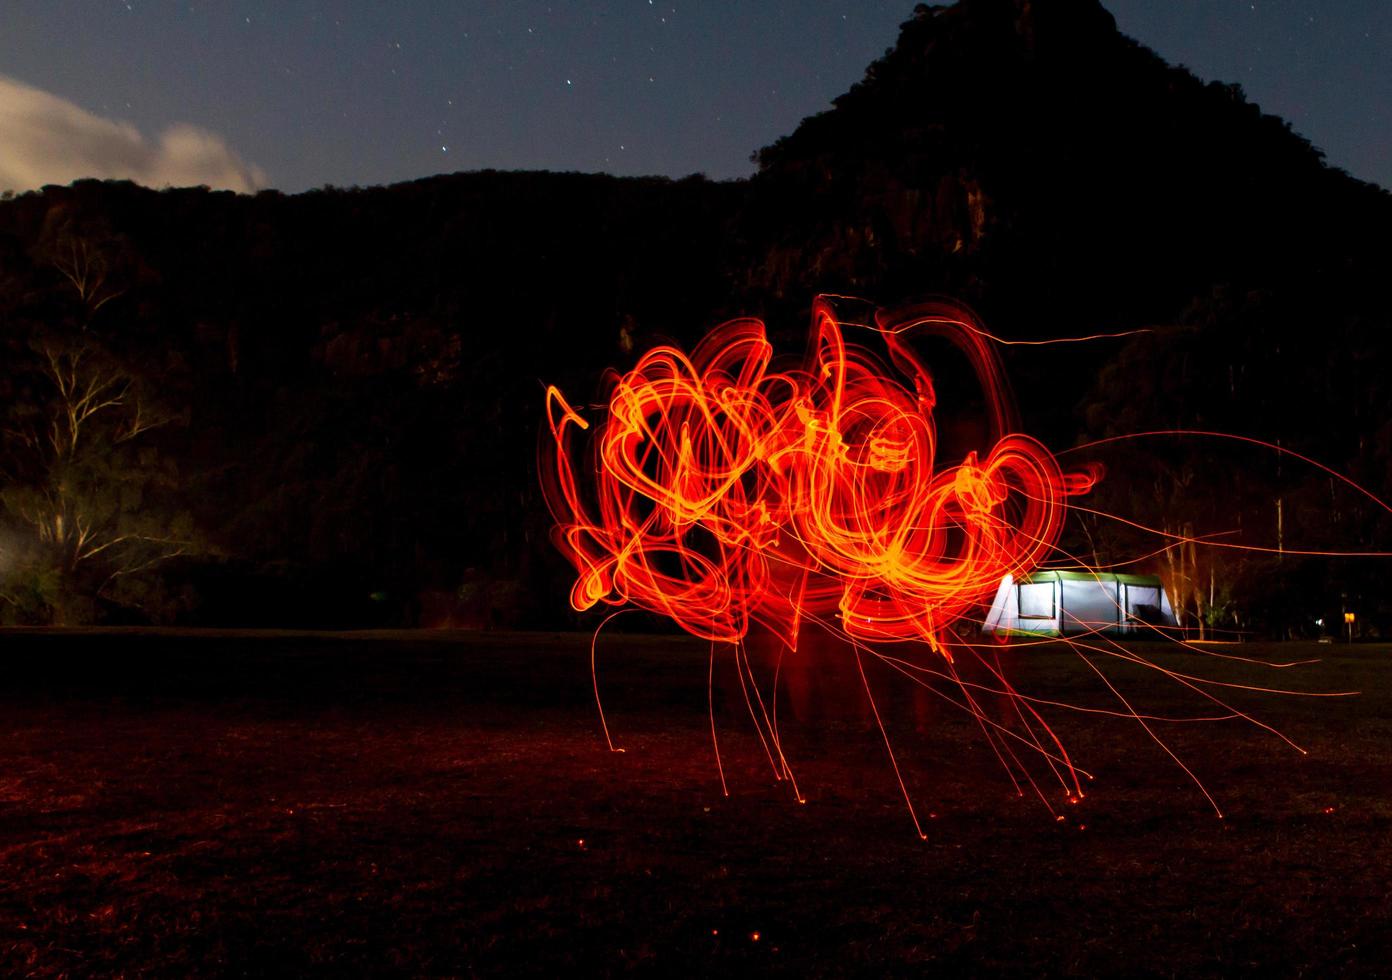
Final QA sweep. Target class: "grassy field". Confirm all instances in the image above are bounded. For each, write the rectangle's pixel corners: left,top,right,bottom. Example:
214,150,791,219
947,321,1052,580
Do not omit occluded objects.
0,628,1387,976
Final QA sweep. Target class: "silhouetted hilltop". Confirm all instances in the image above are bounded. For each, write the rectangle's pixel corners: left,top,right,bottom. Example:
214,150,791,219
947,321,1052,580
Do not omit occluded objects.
749,0,1390,331
0,1,1388,632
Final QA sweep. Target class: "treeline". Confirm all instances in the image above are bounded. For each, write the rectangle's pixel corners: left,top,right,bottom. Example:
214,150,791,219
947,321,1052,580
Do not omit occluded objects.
0,172,744,626
1,0,1389,636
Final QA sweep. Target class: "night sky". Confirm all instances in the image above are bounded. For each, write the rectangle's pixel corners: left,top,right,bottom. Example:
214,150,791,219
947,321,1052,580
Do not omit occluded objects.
1,0,1388,193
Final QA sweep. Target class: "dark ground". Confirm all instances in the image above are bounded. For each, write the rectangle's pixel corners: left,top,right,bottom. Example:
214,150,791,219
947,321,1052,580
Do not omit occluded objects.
0,629,1387,977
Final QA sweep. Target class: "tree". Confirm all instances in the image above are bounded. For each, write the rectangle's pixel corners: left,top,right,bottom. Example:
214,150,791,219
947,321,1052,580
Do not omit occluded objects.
0,338,198,623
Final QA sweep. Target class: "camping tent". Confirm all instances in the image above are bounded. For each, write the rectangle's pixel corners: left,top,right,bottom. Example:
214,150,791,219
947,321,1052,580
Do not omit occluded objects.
981,570,1177,636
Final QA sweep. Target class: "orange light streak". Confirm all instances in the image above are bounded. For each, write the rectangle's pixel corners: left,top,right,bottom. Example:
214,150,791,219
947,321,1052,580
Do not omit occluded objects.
543,298,1371,831
542,299,1098,653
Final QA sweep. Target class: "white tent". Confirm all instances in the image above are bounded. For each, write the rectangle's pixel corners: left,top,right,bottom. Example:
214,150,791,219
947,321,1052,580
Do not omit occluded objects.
982,570,1178,636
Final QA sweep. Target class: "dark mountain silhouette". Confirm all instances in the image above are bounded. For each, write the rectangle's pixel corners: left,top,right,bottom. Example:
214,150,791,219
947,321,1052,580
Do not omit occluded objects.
0,0,1387,633
749,0,1390,330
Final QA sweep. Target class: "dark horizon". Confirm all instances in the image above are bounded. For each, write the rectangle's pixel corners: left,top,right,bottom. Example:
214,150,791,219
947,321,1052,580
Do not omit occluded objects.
2,0,1389,194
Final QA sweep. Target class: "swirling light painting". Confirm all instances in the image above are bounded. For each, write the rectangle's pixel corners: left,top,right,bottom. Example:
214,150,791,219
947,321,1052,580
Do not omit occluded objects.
541,297,1353,836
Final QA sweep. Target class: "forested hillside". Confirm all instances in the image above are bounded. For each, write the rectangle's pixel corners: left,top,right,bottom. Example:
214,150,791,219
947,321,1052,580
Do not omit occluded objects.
2,0,1388,635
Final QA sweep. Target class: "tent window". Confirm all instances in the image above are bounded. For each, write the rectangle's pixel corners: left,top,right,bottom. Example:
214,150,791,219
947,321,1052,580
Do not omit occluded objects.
1018,582,1054,619
1125,585,1163,624
1126,586,1160,612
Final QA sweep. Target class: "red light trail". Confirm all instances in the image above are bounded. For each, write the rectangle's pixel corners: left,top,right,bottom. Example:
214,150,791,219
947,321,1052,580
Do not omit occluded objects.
541,297,1363,835
543,298,1099,654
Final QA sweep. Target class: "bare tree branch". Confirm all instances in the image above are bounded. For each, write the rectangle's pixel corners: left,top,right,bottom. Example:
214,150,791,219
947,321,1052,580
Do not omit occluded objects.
51,237,126,318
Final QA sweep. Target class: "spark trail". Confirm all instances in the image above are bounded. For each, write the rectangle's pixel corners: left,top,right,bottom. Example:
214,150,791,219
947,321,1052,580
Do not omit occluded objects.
540,296,1361,831
543,298,1098,653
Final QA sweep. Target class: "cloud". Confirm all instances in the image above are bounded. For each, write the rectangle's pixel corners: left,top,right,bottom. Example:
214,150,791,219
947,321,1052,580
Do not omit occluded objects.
0,75,267,194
